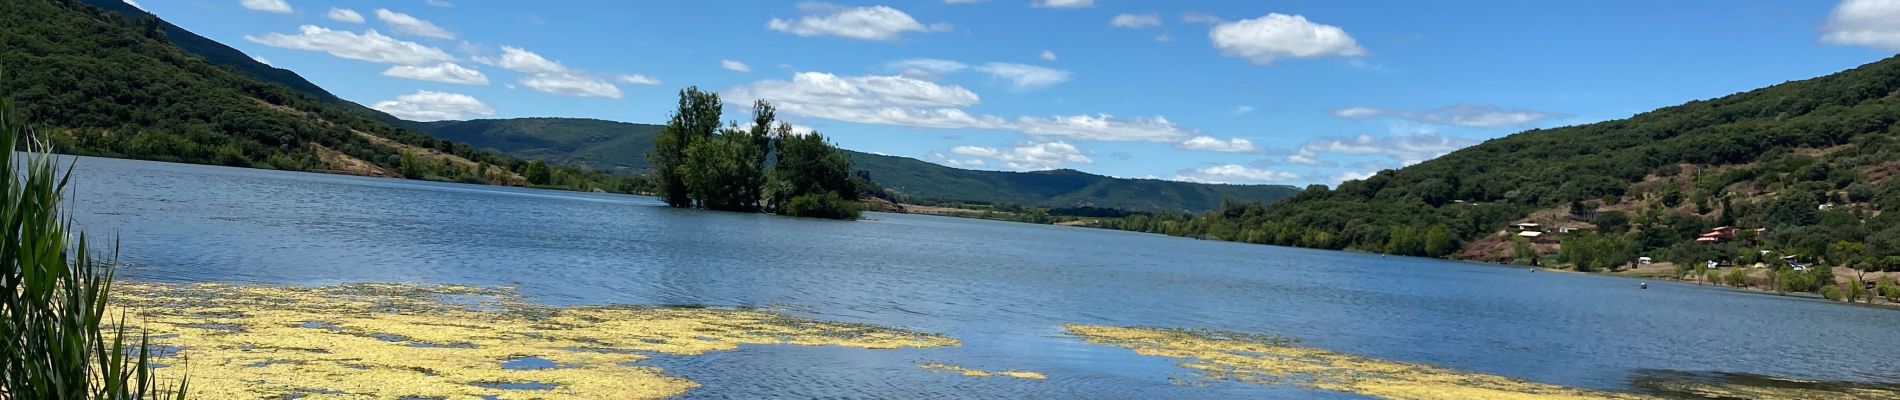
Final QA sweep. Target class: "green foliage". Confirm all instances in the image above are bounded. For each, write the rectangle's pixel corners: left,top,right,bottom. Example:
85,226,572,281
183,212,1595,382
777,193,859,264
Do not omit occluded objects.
1560,232,1636,272
649,87,722,208
0,0,630,194
522,159,552,185
684,131,766,212
1595,211,1630,234
1878,278,1900,301
767,126,859,219
1764,193,1819,230
1724,267,1750,288
0,89,185,399
780,192,860,220
1821,284,1842,301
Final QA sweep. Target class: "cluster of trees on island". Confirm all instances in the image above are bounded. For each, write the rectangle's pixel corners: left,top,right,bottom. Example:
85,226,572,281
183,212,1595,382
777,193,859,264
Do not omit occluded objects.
648,88,863,220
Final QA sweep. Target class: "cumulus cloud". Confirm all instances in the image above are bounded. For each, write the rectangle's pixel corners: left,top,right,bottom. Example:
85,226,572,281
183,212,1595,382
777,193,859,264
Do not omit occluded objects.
425,0,453,7
1330,104,1562,127
722,59,752,72
1033,0,1092,8
938,141,1092,170
1111,13,1162,28
520,73,622,98
327,8,365,24
246,26,453,65
1176,136,1259,153
375,8,454,39
1175,164,1301,184
616,74,661,85
240,0,292,14
727,72,1007,130
253,56,270,65
767,2,933,41
371,90,494,121
382,62,488,85
482,46,567,74
1822,0,1900,50
1039,50,1058,61
1233,105,1256,114
1329,170,1376,184
1291,130,1476,167
1015,114,1197,142
975,62,1071,90
1210,13,1365,65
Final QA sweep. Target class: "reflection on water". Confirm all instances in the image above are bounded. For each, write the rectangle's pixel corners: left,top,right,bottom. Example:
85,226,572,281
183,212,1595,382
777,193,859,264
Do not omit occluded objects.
69,156,1900,398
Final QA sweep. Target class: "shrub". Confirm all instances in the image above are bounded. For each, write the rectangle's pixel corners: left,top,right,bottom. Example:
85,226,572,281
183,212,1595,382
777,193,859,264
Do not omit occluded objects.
780,192,860,220
1724,268,1750,288
1821,284,1842,301
1878,278,1900,301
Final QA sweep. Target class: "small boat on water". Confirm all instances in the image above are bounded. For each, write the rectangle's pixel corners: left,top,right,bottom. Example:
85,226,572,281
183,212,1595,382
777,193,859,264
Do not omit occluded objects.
1640,282,1649,289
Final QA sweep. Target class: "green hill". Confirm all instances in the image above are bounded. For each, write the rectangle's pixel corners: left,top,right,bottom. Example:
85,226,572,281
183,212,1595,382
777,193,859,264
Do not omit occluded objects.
1114,55,1900,270
0,0,627,191
408,118,1297,212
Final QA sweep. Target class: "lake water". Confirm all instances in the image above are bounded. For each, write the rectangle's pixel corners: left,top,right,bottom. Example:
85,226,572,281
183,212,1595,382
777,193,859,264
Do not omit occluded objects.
68,156,1900,398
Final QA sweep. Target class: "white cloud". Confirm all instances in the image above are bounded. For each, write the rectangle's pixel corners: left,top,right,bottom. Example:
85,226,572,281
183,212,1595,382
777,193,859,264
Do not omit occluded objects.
520,73,622,99
939,141,1092,170
1329,171,1375,185
616,74,661,85
327,8,365,24
943,0,987,3
371,90,494,121
727,72,1008,130
888,58,969,79
240,0,292,14
1210,13,1365,65
483,46,567,74
426,0,453,7
1015,114,1196,142
253,56,271,65
1039,50,1058,61
1293,130,1475,167
375,9,454,39
1233,105,1256,114
1286,152,1333,166
1176,135,1259,153
1175,164,1301,184
975,62,1071,90
1153,33,1172,42
125,0,143,10
722,59,752,72
1822,0,1900,50
1330,104,1561,127
767,2,932,42
1033,0,1092,8
1111,13,1162,28
246,26,453,65
382,62,488,85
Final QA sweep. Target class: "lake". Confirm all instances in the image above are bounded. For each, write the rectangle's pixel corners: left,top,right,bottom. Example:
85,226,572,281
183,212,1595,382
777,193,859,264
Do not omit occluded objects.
68,155,1900,399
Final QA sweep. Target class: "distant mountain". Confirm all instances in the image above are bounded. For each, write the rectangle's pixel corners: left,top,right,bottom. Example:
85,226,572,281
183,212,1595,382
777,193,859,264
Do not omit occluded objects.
77,0,403,125
0,0,624,190
1138,55,1900,262
409,118,1299,212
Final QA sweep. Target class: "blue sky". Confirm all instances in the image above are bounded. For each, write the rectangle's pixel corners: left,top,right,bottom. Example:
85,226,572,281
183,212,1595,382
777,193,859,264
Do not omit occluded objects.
131,0,1898,186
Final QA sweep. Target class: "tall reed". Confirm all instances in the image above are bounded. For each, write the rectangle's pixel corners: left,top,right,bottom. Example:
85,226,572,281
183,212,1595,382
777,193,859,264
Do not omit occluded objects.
0,81,184,398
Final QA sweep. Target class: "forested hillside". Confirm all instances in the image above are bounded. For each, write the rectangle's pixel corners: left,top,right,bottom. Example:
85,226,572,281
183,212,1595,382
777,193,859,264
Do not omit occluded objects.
411,118,1297,212
0,0,632,191
1112,55,1900,277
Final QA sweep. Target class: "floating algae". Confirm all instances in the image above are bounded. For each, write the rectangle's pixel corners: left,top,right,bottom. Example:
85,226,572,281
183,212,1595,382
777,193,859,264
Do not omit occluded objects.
917,361,1047,380
110,282,958,399
1064,324,1645,400
1065,325,1900,400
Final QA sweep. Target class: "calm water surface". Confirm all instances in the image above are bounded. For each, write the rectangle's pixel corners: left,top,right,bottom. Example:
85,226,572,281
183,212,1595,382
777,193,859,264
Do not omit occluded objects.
68,156,1900,398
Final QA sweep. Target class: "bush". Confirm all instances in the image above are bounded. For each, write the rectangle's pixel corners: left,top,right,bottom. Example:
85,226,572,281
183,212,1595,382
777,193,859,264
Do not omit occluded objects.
1724,268,1750,288
1821,284,1842,301
780,192,860,220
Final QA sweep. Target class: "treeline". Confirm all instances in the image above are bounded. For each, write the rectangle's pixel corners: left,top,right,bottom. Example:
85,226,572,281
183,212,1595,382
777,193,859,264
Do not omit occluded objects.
648,88,861,219
1,0,637,193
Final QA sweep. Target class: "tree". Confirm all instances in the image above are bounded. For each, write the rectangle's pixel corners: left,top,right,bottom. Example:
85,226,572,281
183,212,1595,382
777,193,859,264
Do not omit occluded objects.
682,131,765,211
1595,211,1630,234
523,159,552,185
1764,193,1819,229
766,123,860,219
649,87,722,208
1423,225,1457,258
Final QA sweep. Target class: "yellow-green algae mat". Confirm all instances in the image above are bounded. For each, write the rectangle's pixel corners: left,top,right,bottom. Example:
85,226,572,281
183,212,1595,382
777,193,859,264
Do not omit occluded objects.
1064,324,1900,400
111,282,958,399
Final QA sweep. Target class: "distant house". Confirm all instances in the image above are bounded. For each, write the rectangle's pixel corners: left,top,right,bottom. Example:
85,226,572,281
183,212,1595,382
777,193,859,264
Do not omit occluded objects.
1696,226,1737,243
1820,203,1836,211
1513,223,1542,232
1556,227,1587,234
1516,231,1543,238
1638,256,1653,265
